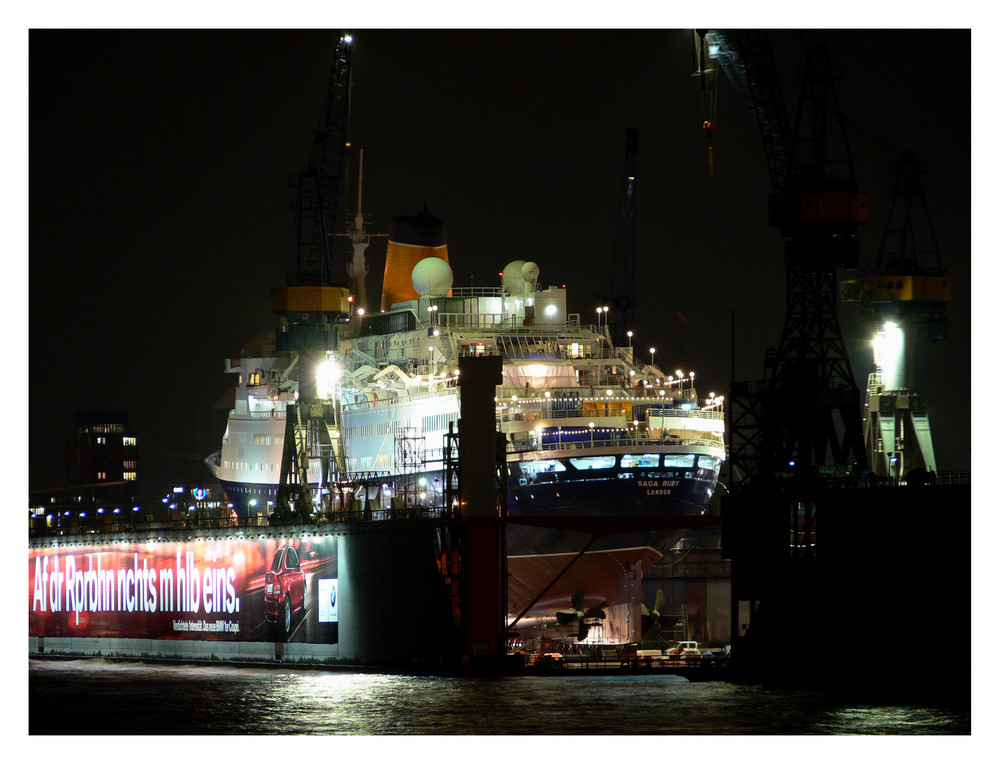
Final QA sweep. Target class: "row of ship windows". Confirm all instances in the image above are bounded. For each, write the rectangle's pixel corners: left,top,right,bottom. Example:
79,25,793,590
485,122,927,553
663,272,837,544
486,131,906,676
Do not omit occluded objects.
520,453,722,475
223,460,278,473
228,432,285,445
345,414,454,441
93,436,137,446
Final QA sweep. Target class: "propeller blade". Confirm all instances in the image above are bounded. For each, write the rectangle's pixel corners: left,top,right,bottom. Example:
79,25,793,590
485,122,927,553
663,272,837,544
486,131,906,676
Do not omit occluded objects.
577,621,590,641
555,611,577,625
570,589,585,612
654,589,667,614
640,615,655,635
585,606,607,620
641,602,650,617
658,615,678,629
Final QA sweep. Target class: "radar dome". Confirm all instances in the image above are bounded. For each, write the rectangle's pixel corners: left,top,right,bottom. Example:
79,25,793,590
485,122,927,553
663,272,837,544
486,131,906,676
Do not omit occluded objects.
521,261,540,282
411,257,453,297
502,260,526,294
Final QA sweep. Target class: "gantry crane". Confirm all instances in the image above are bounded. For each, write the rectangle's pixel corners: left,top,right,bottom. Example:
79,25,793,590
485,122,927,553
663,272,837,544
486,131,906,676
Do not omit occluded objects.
695,30,868,487
272,33,354,517
841,151,951,478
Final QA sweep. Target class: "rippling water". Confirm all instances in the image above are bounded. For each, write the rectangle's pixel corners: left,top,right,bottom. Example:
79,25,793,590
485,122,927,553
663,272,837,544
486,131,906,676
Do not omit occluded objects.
28,658,969,735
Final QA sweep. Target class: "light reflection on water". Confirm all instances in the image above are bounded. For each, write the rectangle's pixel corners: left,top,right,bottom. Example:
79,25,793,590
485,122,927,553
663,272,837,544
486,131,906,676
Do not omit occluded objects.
28,658,969,735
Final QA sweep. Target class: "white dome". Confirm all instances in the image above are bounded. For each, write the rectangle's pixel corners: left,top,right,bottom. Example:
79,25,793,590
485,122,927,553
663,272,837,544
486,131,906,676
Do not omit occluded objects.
502,260,526,294
521,261,540,282
411,257,453,297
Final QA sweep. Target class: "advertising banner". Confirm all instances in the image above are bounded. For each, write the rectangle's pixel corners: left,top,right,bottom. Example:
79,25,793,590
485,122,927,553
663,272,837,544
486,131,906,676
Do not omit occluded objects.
29,535,338,643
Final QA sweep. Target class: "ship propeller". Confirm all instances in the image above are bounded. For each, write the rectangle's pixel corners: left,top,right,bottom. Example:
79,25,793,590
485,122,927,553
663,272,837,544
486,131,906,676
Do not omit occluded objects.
555,589,607,641
641,589,677,634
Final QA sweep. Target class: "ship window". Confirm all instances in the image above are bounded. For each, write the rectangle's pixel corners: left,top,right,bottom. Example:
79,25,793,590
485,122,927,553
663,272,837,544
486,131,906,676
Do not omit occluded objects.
697,455,721,471
663,455,696,468
520,460,567,480
621,454,660,468
569,456,616,470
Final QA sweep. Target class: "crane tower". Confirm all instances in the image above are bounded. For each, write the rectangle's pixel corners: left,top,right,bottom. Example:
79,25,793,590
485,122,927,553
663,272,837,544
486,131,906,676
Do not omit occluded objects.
841,151,951,478
272,34,354,517
698,31,867,486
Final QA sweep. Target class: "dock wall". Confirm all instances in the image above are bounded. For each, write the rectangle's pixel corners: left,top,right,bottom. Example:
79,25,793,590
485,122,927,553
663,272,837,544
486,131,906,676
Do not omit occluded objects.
29,519,462,669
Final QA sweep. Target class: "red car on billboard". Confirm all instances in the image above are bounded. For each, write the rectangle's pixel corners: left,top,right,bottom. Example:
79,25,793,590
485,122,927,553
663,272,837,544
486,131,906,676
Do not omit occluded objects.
264,545,306,636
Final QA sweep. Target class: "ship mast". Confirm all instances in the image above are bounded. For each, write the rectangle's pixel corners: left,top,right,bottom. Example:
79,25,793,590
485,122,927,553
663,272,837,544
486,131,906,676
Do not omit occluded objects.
341,148,387,330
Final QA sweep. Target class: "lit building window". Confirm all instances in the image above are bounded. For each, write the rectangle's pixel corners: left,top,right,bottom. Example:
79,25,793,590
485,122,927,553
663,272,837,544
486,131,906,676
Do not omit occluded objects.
123,437,137,447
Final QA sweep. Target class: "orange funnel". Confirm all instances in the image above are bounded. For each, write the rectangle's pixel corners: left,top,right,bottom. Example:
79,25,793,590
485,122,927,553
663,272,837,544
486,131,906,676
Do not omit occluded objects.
381,207,449,310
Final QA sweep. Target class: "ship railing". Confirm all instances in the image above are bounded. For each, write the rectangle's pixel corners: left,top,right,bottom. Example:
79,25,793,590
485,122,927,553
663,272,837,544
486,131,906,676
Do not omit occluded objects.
451,345,628,362
498,406,632,423
445,285,506,298
933,470,971,486
248,409,286,419
436,312,584,333
648,408,724,421
495,387,702,403
495,403,723,423
345,387,458,410
505,434,724,455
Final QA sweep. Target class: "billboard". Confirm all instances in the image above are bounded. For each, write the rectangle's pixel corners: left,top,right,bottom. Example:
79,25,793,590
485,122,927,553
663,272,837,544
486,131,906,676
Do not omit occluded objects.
29,535,338,643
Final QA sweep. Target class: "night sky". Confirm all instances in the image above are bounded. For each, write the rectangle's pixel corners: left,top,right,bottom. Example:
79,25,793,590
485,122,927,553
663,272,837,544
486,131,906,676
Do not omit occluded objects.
27,28,972,504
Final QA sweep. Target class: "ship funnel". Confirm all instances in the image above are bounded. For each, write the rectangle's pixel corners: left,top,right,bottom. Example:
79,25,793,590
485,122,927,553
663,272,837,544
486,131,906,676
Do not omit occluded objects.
381,206,449,310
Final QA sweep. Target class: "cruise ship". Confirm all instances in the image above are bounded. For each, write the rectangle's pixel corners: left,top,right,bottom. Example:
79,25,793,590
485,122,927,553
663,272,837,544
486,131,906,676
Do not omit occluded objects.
207,209,725,546
205,206,725,644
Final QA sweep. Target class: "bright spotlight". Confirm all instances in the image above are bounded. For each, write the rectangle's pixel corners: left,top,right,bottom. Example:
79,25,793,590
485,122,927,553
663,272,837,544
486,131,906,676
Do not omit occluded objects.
873,321,906,390
316,358,342,398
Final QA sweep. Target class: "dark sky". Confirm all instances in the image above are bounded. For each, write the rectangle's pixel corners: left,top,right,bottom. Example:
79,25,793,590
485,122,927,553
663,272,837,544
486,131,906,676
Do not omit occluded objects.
28,29,971,503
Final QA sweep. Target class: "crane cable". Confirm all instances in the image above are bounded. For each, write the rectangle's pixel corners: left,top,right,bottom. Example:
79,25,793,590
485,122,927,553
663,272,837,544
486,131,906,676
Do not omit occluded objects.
695,32,720,178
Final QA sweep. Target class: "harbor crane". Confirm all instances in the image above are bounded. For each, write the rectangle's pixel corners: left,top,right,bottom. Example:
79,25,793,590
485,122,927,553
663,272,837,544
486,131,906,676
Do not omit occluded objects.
273,33,354,519
840,151,950,478
694,30,868,487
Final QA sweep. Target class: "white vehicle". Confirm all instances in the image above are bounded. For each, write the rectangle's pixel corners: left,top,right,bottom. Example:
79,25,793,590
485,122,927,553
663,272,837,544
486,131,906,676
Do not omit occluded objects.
665,641,702,658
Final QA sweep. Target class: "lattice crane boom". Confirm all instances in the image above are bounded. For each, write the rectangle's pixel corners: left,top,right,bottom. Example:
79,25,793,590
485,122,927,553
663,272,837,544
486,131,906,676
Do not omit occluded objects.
287,34,353,288
696,30,868,483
